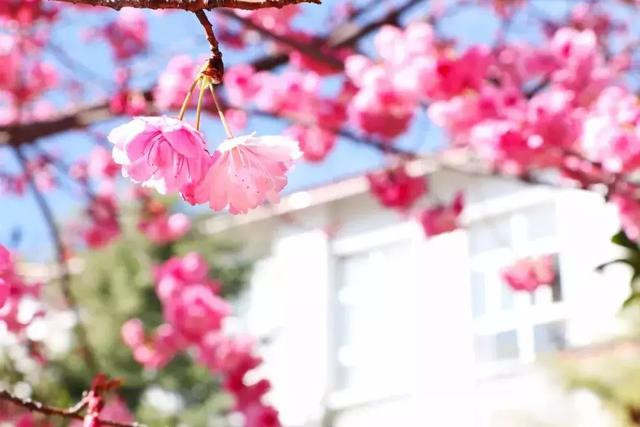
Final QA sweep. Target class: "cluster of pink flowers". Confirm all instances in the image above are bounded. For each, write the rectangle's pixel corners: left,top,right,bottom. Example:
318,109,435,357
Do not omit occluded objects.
108,115,301,214
0,0,57,26
0,33,57,119
81,194,120,249
0,244,42,334
367,165,427,211
419,192,465,238
502,255,556,293
138,211,191,244
87,8,148,61
122,252,280,426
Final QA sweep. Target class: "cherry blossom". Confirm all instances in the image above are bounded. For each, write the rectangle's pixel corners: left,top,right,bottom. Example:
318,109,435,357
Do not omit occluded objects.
419,192,464,237
185,133,301,214
99,8,148,61
502,256,556,293
611,193,640,241
367,165,427,210
108,116,210,194
154,55,200,111
138,212,191,244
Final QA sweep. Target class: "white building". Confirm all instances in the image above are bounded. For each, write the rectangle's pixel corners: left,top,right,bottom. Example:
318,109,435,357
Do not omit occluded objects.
205,160,632,427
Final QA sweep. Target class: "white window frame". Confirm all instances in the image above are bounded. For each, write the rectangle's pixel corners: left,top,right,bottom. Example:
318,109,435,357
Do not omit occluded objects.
327,221,422,409
466,193,568,377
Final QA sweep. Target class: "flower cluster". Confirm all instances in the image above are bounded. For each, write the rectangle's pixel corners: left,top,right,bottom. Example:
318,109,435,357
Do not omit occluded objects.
419,192,464,238
0,245,43,334
502,255,556,293
122,252,280,426
367,165,427,211
108,114,301,214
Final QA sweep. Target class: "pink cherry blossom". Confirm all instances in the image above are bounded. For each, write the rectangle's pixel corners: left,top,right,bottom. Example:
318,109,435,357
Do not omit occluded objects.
138,212,191,244
83,195,120,249
0,244,11,272
88,147,120,179
164,283,231,342
236,5,298,35
121,318,145,348
244,404,281,427
224,65,260,107
185,133,301,214
581,86,640,173
367,165,427,210
154,55,200,111
131,323,186,369
0,248,42,333
611,194,640,241
101,8,148,61
502,256,555,293
419,192,464,237
108,116,210,194
286,125,336,162
197,333,261,377
0,0,57,25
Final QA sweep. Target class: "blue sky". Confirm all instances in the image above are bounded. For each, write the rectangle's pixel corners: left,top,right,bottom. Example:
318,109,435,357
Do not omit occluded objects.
0,0,589,260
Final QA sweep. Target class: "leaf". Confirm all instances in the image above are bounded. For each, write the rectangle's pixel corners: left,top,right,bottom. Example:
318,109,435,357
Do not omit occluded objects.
622,292,640,309
611,230,640,251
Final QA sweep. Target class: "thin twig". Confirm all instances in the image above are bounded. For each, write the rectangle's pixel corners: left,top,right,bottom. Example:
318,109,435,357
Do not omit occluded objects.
0,389,144,427
12,147,100,374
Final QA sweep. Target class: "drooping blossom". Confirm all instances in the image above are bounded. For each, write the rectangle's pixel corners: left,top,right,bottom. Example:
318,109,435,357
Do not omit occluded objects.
419,192,464,237
108,116,210,194
502,255,556,293
185,133,301,214
367,165,427,210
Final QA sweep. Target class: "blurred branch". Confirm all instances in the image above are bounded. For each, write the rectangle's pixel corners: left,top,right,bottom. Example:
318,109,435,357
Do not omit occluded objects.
0,389,144,427
53,0,320,11
12,147,100,374
250,0,424,70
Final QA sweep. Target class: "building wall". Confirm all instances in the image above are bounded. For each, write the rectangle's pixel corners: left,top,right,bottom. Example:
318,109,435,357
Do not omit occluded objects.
214,172,630,427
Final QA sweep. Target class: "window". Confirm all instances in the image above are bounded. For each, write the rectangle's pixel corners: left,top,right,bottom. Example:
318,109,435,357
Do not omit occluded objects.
334,240,416,393
467,201,567,368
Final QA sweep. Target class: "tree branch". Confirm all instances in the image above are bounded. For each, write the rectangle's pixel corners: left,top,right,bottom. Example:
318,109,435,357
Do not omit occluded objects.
12,147,100,374
53,0,320,11
0,0,421,146
0,389,144,427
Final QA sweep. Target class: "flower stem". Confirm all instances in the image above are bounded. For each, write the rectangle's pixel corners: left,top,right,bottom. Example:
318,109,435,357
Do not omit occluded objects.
208,84,234,139
195,78,207,130
178,77,200,121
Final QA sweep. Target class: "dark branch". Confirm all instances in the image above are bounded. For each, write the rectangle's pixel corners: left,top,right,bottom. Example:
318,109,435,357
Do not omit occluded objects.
0,389,144,427
12,147,100,374
53,0,320,11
